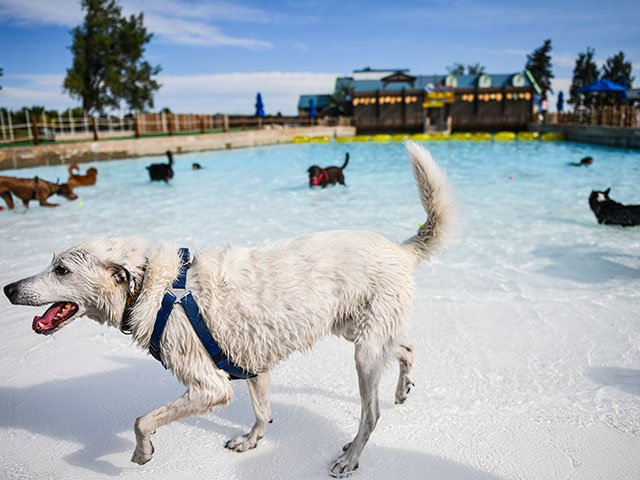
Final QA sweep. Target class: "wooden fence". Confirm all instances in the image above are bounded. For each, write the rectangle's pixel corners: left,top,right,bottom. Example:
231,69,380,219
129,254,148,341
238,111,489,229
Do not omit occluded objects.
543,106,640,128
0,110,349,146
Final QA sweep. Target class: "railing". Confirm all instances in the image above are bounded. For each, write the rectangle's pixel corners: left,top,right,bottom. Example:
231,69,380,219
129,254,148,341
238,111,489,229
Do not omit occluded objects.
0,110,351,147
542,106,640,128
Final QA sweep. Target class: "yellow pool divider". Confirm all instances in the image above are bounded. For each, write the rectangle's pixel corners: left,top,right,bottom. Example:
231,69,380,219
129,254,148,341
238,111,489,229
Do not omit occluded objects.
372,134,392,142
310,136,331,143
451,132,472,140
292,136,310,143
335,136,355,143
390,133,410,141
470,132,492,141
494,131,516,141
517,131,540,141
541,132,565,141
409,133,431,141
353,135,372,142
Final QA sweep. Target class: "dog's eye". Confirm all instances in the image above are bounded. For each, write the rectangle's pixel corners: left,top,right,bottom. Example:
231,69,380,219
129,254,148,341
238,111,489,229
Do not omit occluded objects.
55,265,70,276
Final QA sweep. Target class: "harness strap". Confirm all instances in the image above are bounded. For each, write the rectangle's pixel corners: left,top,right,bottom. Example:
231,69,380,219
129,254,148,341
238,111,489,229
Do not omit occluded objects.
148,248,255,380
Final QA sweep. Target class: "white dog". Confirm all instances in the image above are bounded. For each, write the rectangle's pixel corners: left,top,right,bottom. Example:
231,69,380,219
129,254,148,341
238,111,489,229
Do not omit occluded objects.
3,141,456,477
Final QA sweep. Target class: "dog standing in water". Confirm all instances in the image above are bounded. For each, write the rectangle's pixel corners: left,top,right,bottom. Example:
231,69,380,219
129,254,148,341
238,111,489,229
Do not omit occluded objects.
0,176,77,210
147,151,174,183
67,164,98,187
308,153,349,188
589,188,640,226
4,141,456,477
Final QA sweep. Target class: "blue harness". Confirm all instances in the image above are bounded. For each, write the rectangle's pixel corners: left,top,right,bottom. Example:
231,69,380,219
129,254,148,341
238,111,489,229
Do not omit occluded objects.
149,248,255,380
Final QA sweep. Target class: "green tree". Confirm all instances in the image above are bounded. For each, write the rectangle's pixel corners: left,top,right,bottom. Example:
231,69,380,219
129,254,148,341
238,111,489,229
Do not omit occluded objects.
569,47,599,108
446,63,485,75
327,83,354,116
525,39,554,99
602,51,634,90
63,0,160,114
112,12,161,112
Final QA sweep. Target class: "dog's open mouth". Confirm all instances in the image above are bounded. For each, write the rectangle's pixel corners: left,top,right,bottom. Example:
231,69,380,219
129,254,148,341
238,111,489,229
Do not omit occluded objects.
32,302,78,335
310,176,321,186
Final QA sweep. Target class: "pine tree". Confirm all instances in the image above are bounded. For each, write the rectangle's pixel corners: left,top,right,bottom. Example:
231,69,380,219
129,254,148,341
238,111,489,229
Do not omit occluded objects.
525,39,554,99
602,51,634,88
569,47,599,108
63,0,160,114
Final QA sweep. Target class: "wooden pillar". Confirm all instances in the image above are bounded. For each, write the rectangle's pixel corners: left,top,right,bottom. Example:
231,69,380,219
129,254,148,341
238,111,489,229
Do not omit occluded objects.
258,117,262,130
401,88,406,130
200,115,205,134
241,117,246,131
31,118,40,146
134,115,141,138
168,115,174,136
92,117,99,141
223,115,229,132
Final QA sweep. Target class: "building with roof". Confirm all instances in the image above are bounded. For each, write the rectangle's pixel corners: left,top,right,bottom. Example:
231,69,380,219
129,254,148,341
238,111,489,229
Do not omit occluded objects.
297,94,332,116
299,68,540,132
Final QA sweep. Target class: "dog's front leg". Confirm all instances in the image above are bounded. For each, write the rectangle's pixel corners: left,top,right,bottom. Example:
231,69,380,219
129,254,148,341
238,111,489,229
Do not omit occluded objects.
132,385,230,465
226,372,272,452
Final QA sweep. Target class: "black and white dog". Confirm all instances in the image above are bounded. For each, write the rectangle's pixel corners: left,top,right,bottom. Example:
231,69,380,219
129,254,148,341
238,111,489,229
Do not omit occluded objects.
147,151,174,183
589,188,640,226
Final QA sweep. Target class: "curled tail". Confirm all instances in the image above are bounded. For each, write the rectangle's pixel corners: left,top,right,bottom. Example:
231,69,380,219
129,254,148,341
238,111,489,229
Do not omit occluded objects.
68,163,80,175
166,151,173,166
402,140,457,265
340,153,349,170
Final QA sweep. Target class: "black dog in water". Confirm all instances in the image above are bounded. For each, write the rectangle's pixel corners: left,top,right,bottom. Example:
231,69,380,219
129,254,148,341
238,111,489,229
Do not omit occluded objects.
147,151,174,183
589,188,640,226
308,153,349,188
569,156,593,167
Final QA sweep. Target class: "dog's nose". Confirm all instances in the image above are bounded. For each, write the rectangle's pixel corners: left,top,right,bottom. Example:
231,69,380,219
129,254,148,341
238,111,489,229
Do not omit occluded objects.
4,282,18,302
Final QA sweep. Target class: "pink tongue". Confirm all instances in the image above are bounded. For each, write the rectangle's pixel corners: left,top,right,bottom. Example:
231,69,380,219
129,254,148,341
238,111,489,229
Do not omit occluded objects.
32,303,64,331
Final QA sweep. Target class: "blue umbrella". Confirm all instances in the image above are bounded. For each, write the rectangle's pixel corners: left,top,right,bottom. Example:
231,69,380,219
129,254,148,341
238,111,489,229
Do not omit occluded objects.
556,91,564,112
309,98,317,117
255,93,265,117
577,79,626,92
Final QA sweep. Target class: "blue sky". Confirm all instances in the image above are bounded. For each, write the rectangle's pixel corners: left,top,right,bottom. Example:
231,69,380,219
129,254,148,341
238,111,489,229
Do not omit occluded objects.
1,0,639,114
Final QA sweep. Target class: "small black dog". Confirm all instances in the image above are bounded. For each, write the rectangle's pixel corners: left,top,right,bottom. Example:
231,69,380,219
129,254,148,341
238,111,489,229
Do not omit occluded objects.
308,153,349,188
569,156,593,167
147,151,174,183
589,188,640,226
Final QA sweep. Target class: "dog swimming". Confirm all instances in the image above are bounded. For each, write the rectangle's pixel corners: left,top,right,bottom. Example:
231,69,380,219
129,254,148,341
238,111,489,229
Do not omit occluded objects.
147,151,174,183
308,153,349,188
589,188,640,226
3,141,457,477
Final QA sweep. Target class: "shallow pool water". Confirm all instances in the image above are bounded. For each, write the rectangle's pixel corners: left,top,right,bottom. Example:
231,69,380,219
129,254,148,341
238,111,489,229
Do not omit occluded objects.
1,140,639,479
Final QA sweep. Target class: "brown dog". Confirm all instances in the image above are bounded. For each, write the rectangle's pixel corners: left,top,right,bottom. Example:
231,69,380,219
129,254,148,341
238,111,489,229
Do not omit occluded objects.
0,176,77,210
308,153,349,188
67,163,98,187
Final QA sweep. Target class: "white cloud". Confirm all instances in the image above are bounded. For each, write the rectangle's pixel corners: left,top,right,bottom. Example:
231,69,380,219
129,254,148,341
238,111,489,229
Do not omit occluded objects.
0,71,338,115
0,0,272,48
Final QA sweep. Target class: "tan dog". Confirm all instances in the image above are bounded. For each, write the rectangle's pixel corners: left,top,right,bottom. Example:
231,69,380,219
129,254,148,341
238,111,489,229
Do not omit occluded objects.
67,163,97,187
0,176,77,210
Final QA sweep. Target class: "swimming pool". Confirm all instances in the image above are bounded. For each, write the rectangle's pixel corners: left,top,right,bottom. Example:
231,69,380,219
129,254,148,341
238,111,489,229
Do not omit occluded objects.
1,140,639,479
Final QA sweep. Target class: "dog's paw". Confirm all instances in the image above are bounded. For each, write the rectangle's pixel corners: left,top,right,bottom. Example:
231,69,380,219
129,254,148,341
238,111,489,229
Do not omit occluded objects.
225,434,260,452
394,377,415,405
131,440,154,465
330,453,359,478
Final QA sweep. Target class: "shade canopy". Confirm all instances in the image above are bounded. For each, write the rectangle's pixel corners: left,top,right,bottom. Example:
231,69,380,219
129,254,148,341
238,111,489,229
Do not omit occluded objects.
577,79,626,92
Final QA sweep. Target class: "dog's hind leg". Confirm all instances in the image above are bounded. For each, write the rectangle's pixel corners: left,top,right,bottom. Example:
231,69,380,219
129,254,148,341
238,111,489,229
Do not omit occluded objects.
330,339,386,478
225,372,272,452
395,344,415,405
131,383,232,465
0,191,14,210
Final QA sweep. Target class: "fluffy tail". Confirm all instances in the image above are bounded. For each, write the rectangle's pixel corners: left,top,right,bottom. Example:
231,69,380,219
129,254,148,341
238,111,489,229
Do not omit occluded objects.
68,163,80,175
340,153,349,170
401,140,457,265
166,151,173,166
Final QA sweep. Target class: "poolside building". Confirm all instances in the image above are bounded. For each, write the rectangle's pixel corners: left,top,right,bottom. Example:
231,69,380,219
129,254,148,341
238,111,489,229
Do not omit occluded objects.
299,68,540,132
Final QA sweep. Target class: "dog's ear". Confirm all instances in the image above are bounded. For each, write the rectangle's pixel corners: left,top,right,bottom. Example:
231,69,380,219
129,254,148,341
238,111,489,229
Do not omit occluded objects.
107,262,135,294
307,167,312,173
604,188,611,196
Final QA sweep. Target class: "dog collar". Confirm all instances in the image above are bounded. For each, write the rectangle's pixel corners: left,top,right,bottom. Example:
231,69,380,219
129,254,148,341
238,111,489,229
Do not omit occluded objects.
120,263,148,334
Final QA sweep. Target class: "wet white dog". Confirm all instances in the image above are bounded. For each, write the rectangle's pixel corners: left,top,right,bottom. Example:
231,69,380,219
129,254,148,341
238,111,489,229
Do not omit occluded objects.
3,141,456,477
